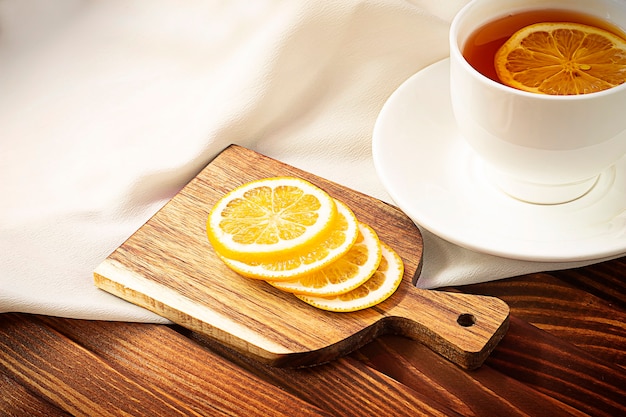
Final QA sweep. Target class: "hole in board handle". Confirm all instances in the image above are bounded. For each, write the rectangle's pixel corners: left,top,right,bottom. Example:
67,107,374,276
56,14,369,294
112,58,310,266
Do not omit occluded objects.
457,313,476,327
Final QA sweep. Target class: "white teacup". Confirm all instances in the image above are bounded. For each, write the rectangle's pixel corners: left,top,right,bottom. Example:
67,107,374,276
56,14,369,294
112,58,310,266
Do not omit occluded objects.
449,0,626,204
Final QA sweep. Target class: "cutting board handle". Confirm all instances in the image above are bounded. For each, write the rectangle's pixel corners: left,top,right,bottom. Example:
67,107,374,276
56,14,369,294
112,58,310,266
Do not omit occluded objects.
383,288,510,370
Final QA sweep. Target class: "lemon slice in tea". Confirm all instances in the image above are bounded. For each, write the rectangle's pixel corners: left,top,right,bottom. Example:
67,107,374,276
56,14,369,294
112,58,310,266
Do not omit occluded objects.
495,22,626,95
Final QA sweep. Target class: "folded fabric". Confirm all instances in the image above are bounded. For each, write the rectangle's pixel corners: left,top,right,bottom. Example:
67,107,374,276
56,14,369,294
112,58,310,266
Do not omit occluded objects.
0,0,616,322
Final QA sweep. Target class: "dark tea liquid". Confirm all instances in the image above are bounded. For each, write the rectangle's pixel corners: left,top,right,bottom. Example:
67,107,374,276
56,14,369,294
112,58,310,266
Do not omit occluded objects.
463,9,626,83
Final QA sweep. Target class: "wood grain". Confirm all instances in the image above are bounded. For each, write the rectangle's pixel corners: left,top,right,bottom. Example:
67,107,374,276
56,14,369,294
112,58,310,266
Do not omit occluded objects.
458,262,626,368
487,317,626,417
94,145,509,369
354,322,620,417
353,261,626,417
549,258,626,308
0,313,330,417
45,316,464,417
2,256,624,416
1,371,71,417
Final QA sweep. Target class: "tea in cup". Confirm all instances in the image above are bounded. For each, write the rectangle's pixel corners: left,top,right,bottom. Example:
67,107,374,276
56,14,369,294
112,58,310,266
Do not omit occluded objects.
449,0,626,204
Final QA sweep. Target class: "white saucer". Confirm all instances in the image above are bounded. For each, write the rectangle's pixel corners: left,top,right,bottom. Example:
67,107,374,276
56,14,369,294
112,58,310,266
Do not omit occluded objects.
373,58,626,262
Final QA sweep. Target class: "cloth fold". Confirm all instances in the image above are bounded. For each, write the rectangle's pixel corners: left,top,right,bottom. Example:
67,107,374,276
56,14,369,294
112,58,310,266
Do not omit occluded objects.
1,0,618,322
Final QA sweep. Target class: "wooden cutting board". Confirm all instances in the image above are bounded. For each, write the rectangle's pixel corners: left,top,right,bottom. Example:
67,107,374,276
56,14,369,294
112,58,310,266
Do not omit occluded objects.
94,145,509,370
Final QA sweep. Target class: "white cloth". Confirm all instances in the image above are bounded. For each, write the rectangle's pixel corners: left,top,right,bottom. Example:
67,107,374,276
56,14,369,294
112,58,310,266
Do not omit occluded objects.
0,0,617,322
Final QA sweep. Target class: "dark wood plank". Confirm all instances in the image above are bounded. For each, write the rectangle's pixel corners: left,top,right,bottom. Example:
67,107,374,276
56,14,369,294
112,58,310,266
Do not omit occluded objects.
353,335,588,417
487,317,626,417
456,261,626,367
40,314,462,416
3,254,625,417
550,257,626,308
353,315,626,417
351,256,626,417
1,314,194,416
0,314,330,417
0,372,71,417
186,330,464,416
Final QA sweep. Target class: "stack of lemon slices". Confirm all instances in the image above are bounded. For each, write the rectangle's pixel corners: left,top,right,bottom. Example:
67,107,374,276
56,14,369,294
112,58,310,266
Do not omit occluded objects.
206,177,404,312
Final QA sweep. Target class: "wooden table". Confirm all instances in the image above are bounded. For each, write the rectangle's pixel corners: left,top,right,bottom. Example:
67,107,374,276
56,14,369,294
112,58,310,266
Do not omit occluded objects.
2,255,625,416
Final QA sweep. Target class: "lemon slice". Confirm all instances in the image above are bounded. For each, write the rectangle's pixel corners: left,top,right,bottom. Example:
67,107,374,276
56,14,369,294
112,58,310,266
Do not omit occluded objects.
268,222,382,296
219,199,359,280
296,242,404,312
495,22,626,95
207,177,337,261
